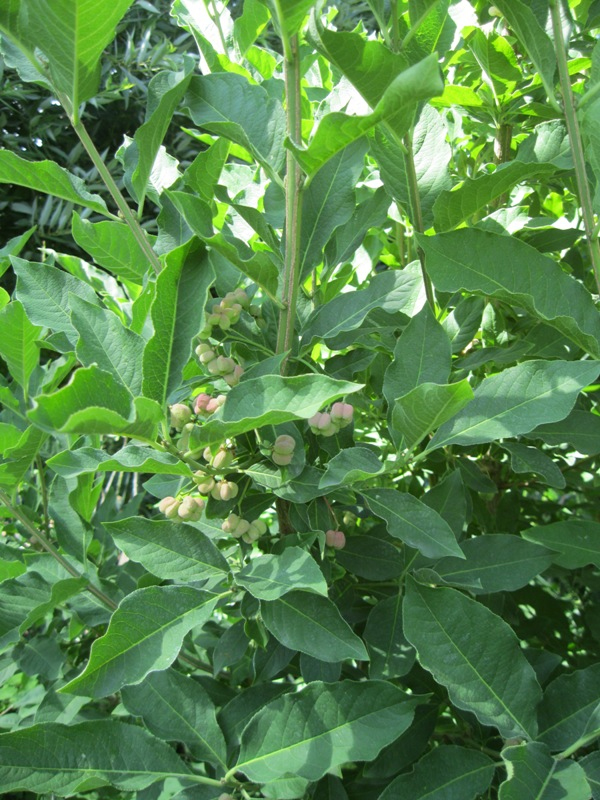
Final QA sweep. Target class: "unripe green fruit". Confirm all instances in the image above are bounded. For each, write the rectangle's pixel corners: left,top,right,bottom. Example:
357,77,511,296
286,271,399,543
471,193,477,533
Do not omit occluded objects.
178,496,205,521
325,529,346,549
273,434,296,455
178,422,195,451
219,481,238,501
199,348,217,365
207,358,223,376
218,315,231,331
249,304,261,317
224,365,244,387
221,513,240,533
232,288,250,309
212,448,233,470
216,356,235,375
195,342,212,357
203,446,213,463
169,403,192,431
197,478,216,495
272,451,293,466
158,496,181,519
233,519,250,538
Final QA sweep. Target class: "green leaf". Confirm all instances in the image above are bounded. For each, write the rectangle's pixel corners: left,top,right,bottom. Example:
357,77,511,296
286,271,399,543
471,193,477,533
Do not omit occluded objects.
71,215,155,284
308,22,408,108
183,73,285,173
538,663,600,752
300,139,368,279
0,424,48,488
379,745,495,800
499,742,591,800
581,752,600,800
465,28,520,94
423,469,467,537
104,518,229,582
142,240,214,406
289,54,443,176
233,681,419,783
61,586,219,698
260,590,368,662
392,380,474,450
364,592,415,679
404,578,542,739
0,720,192,795
383,303,451,404
29,365,163,438
13,256,99,336
189,375,362,448
277,0,316,35
0,301,41,392
319,447,385,489
121,669,228,769
336,535,404,580
129,60,194,209
0,0,134,123
70,296,145,396
420,230,600,358
302,269,425,345
0,151,110,213
491,0,557,106
521,520,600,569
427,360,599,451
433,161,557,231
48,445,191,478
236,548,327,600
166,190,280,300
233,0,270,55
432,534,555,593
501,442,566,489
528,410,600,455
371,105,452,229
363,488,464,559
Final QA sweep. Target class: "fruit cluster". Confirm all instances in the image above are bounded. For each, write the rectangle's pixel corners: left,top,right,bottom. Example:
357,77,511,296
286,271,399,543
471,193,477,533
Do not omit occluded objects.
195,344,244,387
222,514,268,543
158,495,204,521
308,403,354,437
271,434,296,466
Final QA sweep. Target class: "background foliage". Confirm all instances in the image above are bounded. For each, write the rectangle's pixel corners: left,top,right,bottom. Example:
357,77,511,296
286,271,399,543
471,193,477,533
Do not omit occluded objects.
1,0,600,798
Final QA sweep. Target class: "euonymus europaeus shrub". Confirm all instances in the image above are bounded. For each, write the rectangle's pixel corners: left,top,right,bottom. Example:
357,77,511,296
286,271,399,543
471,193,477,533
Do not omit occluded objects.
1,1,600,798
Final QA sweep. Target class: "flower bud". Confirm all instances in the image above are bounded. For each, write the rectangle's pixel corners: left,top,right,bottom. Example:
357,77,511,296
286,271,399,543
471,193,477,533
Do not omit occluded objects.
169,403,192,431
158,496,181,519
273,435,296,456
178,496,205,521
325,529,346,549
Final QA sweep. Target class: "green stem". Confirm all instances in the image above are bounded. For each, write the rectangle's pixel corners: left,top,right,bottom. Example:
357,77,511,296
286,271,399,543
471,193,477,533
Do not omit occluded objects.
390,0,401,51
402,131,435,307
35,455,50,535
550,0,600,293
0,489,118,610
209,0,229,57
275,33,304,371
71,117,162,276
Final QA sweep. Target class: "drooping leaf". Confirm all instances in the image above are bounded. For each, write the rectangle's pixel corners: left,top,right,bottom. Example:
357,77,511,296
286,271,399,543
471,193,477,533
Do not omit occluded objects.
528,409,600,455
13,256,98,337
121,669,228,769
383,303,451,405
0,301,41,393
183,73,286,173
276,0,316,35
48,445,192,478
404,578,542,739
236,548,327,600
233,0,270,55
364,592,415,679
432,534,555,593
0,720,192,795
70,296,145,396
104,518,229,581
392,380,474,450
0,0,134,122
188,375,362,448
581,752,600,800
501,442,566,489
260,590,368,662
363,488,464,559
335,535,404,580
427,360,599,450
71,215,155,284
28,365,163,439
142,239,214,406
379,745,495,800
538,663,600,752
521,520,600,569
419,229,600,358
302,268,425,345
289,54,443,176
0,151,110,213
61,586,219,698
233,681,419,783
499,742,591,800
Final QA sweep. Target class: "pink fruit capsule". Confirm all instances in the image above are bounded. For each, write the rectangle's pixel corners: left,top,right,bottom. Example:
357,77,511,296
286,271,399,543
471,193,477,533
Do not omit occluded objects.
273,435,296,455
325,529,346,549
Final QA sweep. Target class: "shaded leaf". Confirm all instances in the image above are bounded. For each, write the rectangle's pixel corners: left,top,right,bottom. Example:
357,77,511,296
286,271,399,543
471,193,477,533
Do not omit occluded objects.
364,592,415,679
538,663,600,752
236,548,327,600
319,447,385,489
71,215,155,284
499,742,591,800
501,442,565,489
392,380,474,450
521,520,600,569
